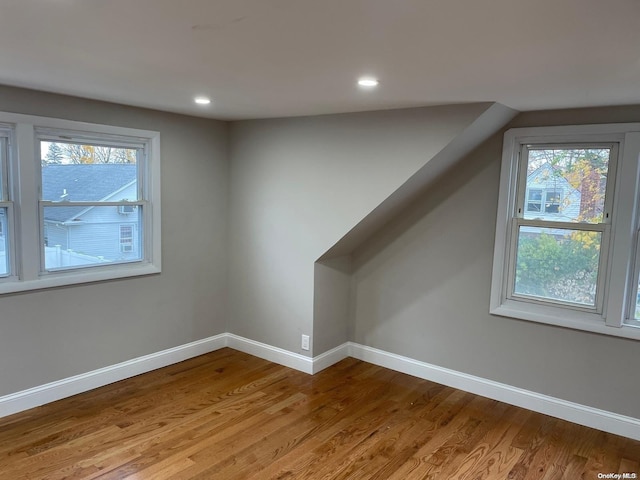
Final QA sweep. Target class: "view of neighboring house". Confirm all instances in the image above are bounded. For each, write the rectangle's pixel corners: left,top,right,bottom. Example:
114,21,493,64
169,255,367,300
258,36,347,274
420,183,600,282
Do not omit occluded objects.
524,163,581,222
42,164,140,268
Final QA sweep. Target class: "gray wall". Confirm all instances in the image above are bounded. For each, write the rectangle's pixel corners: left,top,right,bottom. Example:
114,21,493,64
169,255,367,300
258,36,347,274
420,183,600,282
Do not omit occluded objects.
228,105,491,355
351,106,640,418
313,256,352,354
0,86,229,396
3,83,638,421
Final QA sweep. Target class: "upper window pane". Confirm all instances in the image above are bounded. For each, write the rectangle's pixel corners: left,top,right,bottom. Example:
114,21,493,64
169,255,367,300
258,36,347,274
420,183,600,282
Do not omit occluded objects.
40,141,138,202
523,147,611,224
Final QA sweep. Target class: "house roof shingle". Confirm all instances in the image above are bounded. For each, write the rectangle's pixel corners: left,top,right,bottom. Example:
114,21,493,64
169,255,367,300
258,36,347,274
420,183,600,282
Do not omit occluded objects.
41,164,137,222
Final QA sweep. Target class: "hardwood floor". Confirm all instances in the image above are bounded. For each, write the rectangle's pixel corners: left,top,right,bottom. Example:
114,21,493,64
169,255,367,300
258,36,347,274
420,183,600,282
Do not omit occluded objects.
0,348,638,479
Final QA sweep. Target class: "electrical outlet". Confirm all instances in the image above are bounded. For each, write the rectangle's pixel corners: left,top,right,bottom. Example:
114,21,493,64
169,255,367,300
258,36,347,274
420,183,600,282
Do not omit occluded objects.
301,334,310,351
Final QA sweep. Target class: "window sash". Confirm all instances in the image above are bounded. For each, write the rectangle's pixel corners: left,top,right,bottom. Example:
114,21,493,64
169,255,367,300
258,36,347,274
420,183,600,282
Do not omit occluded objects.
37,137,145,203
515,143,618,225
40,201,146,208
36,130,148,275
506,142,618,313
39,202,146,273
506,219,609,312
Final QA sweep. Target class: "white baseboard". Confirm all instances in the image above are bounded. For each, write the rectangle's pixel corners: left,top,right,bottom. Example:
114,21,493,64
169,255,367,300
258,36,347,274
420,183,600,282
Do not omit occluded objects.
225,335,349,375
0,334,228,418
2,335,639,442
226,334,314,374
311,343,350,374
348,342,640,441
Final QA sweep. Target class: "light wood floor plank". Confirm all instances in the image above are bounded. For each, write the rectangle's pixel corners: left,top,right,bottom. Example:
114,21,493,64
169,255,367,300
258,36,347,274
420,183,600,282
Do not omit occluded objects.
0,348,638,479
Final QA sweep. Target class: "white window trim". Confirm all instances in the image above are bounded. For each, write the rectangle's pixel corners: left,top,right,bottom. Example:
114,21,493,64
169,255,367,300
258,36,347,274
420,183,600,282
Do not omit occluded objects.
490,123,640,341
0,111,161,295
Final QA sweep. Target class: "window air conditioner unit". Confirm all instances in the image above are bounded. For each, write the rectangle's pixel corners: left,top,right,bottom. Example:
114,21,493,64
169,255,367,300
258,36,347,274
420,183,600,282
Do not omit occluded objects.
118,205,136,215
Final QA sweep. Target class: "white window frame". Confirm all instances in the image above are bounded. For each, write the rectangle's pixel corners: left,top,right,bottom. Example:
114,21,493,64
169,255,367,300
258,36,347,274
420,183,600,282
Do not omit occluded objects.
0,111,161,295
490,124,640,341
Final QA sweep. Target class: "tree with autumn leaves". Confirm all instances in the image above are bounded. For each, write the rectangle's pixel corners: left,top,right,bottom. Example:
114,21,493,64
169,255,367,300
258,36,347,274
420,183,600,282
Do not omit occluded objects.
43,142,136,165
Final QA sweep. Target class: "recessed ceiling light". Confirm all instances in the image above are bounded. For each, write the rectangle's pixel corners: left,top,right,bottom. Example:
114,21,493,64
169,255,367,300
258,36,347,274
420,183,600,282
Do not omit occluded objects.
357,77,379,88
194,97,211,105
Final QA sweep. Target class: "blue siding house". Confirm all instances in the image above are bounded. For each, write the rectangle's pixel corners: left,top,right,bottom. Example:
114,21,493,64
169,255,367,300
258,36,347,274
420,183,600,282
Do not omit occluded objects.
42,164,140,268
524,163,581,222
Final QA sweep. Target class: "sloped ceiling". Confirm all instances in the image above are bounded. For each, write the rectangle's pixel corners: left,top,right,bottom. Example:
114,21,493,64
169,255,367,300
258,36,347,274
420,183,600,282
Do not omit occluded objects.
319,102,517,260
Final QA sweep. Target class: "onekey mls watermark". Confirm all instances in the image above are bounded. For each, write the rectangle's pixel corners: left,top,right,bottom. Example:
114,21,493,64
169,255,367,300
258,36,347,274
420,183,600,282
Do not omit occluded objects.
598,474,637,479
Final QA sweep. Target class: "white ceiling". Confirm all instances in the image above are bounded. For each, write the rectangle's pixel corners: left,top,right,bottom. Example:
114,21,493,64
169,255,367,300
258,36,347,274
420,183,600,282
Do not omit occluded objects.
1,0,639,120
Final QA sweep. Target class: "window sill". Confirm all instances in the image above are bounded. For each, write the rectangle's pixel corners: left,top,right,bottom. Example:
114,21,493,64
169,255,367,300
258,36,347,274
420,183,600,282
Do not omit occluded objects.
0,263,161,295
490,301,640,341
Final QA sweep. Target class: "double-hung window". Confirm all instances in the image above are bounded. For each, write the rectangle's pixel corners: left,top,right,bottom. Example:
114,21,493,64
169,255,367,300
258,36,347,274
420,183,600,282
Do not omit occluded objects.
491,124,640,340
0,112,161,294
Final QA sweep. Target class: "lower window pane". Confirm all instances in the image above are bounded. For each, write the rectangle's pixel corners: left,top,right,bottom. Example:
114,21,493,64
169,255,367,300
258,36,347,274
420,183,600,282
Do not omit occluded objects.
0,208,8,276
514,226,601,306
43,205,142,271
